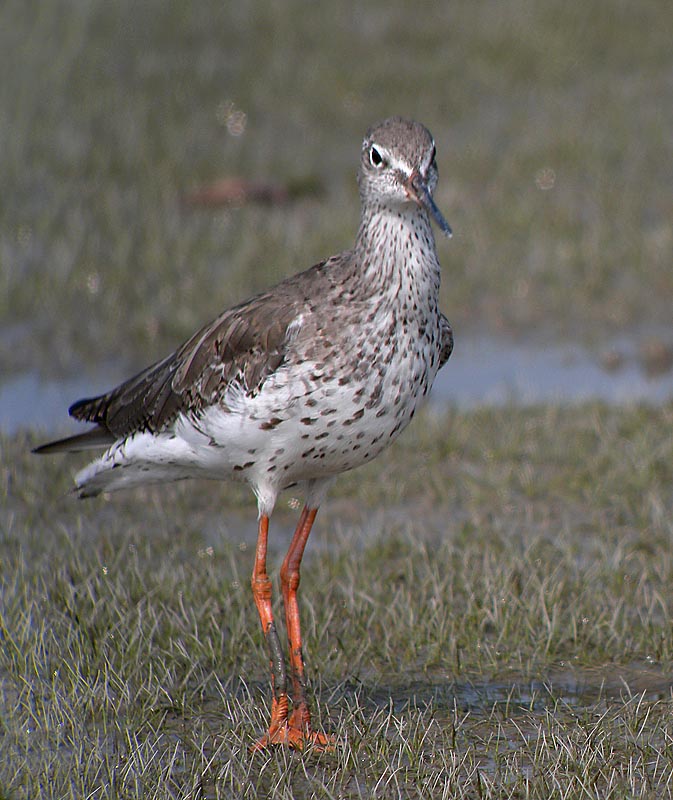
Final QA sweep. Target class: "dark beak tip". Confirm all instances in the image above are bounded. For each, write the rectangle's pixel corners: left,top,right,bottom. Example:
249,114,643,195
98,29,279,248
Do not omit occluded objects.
409,173,452,239
426,198,452,239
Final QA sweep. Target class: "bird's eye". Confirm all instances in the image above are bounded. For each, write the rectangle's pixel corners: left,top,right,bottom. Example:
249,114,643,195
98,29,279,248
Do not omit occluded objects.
430,144,437,167
369,146,384,168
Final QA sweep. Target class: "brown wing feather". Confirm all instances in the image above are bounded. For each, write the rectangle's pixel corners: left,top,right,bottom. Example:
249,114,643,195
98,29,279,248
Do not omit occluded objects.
69,350,180,435
68,274,320,440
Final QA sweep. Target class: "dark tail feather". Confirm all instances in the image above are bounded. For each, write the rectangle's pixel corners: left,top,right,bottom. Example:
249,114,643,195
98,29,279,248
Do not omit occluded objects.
32,426,115,455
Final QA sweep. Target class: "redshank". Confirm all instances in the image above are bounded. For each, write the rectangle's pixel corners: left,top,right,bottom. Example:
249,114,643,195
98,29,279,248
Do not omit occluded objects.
34,117,454,750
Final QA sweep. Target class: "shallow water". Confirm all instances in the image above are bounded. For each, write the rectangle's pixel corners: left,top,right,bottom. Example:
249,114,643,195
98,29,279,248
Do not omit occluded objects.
1,335,672,434
357,662,673,715
431,335,673,409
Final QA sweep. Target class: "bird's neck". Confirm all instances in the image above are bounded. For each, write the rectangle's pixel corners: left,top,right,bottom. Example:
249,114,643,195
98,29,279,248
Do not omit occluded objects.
353,202,441,302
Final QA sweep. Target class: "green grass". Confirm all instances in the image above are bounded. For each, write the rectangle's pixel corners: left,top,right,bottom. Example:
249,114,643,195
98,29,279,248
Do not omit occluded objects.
2,403,673,797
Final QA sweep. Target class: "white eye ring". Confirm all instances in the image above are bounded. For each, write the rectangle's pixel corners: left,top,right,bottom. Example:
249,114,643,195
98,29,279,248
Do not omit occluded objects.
369,145,384,168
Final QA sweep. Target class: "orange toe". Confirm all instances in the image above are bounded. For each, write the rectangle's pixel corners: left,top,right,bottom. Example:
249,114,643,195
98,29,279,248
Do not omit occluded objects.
251,724,335,752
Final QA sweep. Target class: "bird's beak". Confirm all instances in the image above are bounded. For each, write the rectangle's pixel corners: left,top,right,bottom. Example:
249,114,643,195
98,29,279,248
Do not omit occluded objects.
407,171,452,238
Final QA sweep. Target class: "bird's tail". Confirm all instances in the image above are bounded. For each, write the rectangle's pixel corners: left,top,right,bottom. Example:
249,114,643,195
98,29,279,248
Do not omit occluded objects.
32,426,114,455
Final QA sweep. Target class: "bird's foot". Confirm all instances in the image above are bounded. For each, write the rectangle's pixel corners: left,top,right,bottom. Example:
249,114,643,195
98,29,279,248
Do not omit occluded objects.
250,723,334,752
250,703,334,752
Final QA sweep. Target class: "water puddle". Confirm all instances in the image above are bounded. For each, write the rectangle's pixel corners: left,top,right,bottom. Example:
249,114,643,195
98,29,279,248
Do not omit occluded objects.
0,370,117,436
352,662,673,716
431,335,673,409
1,336,673,434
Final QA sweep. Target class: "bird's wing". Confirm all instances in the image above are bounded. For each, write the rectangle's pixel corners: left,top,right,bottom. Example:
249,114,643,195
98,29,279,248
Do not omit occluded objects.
438,312,453,369
66,271,323,441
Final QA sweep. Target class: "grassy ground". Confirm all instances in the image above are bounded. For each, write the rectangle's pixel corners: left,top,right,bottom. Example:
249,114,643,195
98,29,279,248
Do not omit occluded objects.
2,403,673,798
2,0,673,797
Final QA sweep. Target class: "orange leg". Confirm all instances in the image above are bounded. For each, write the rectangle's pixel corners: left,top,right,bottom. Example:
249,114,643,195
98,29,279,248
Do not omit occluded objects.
250,514,290,751
279,506,334,750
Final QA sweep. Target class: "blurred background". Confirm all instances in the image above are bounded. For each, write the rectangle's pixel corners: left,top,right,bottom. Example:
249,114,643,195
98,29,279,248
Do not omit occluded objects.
2,0,672,430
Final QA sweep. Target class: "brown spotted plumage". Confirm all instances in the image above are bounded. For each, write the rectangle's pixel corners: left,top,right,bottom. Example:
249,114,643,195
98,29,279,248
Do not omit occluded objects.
34,117,454,750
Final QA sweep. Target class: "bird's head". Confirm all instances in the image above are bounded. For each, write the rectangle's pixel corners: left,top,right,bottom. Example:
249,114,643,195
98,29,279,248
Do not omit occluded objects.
358,117,451,237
